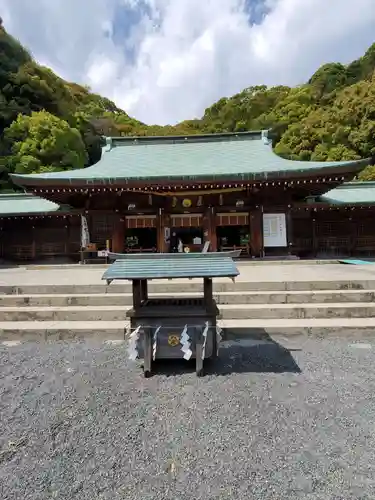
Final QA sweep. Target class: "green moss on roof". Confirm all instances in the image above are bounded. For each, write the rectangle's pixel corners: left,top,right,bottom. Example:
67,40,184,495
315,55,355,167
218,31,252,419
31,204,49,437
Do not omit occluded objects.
11,130,370,186
0,193,65,216
321,182,375,205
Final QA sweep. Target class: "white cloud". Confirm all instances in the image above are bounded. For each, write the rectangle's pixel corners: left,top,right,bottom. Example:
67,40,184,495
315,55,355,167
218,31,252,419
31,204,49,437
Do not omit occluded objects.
1,0,375,124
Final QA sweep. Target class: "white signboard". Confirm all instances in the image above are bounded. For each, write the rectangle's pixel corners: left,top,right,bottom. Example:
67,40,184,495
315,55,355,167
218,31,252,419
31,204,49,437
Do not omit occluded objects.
263,213,287,248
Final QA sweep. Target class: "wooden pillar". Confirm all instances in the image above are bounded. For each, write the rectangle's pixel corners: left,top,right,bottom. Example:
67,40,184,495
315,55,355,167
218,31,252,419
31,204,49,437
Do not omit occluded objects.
286,209,293,256
157,211,163,253
140,279,148,301
250,209,263,258
31,225,36,261
64,218,70,258
143,328,152,378
195,328,204,377
112,216,125,253
348,213,356,257
204,278,213,306
210,207,217,252
157,210,169,253
312,217,318,257
132,280,142,308
203,207,217,252
0,225,3,261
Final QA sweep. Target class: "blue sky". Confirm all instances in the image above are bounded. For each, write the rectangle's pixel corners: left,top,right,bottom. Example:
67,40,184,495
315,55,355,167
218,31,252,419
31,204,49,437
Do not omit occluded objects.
2,0,375,124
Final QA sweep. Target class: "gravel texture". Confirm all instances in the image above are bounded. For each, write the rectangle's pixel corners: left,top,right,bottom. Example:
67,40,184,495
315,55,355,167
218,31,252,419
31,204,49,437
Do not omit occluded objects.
1,336,375,499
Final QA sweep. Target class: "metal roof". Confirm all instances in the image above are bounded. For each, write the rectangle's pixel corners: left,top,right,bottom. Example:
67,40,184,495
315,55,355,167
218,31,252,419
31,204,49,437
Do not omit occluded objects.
10,130,370,186
102,254,240,281
0,193,61,216
108,250,241,260
321,182,375,205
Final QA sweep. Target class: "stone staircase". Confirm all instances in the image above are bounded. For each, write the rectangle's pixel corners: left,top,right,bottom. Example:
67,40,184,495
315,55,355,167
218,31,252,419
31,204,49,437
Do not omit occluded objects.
1,278,375,341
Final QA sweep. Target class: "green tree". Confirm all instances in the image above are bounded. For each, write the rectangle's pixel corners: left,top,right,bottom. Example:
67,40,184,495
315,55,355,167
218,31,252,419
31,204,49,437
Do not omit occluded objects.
308,63,348,96
4,110,88,175
346,43,375,84
2,18,375,186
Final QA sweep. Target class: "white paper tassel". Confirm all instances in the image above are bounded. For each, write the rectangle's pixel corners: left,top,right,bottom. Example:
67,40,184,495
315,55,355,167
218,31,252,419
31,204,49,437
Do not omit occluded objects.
153,326,161,361
201,322,209,360
216,325,223,356
128,325,142,360
180,325,192,361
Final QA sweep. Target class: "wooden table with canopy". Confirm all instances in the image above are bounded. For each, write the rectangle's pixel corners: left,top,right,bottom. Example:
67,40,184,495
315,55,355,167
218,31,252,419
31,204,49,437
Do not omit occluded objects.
102,253,240,377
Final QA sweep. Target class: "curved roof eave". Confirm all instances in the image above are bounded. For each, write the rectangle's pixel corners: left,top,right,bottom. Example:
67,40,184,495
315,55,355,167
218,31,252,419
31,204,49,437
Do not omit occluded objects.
10,157,371,187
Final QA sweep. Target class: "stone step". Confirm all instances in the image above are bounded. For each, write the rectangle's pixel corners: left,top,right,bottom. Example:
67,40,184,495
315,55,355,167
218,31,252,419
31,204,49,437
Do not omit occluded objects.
3,279,375,295
220,318,375,339
21,259,340,270
1,302,375,321
220,303,375,320
2,318,375,342
1,289,375,307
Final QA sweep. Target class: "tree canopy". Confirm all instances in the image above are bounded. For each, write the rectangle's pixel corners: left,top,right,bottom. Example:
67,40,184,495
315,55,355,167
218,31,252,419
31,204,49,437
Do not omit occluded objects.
4,111,88,175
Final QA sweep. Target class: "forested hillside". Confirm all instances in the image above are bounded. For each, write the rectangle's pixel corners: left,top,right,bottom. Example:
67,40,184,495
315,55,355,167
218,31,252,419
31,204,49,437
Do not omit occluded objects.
0,23,143,188
1,21,375,188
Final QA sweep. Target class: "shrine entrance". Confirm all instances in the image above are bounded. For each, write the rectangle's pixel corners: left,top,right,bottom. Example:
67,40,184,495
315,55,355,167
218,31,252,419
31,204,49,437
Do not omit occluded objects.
170,214,204,252
124,216,157,253
216,213,250,256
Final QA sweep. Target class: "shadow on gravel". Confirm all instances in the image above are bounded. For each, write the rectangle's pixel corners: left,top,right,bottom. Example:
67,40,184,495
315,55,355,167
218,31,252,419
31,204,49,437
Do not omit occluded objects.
149,332,301,377
207,340,301,376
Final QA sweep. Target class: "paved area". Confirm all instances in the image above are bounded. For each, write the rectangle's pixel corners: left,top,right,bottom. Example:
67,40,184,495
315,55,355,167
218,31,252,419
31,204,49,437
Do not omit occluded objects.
1,337,375,499
1,262,375,286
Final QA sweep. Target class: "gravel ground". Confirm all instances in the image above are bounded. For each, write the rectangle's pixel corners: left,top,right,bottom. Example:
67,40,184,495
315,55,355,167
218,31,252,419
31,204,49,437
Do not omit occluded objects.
1,337,375,500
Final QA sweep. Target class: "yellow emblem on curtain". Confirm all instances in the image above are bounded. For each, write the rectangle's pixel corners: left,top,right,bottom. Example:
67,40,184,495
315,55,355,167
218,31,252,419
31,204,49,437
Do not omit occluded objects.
168,334,180,346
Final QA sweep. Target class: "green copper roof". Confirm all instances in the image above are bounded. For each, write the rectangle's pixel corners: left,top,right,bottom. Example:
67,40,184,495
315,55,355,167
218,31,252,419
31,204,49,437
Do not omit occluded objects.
103,254,239,281
321,182,375,205
11,130,370,186
0,193,62,216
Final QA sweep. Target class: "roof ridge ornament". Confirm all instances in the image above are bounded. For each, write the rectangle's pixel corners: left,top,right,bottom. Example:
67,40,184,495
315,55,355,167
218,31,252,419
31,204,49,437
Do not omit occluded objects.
105,137,113,152
261,130,270,145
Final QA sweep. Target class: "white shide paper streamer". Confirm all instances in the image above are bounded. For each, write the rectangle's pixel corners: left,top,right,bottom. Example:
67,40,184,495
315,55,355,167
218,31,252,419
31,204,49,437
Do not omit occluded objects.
216,325,223,356
201,322,209,360
128,325,142,360
153,326,161,361
180,325,192,360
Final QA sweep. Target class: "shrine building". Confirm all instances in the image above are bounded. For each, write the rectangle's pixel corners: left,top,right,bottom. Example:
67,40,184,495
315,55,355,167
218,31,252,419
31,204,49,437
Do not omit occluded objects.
3,129,375,262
